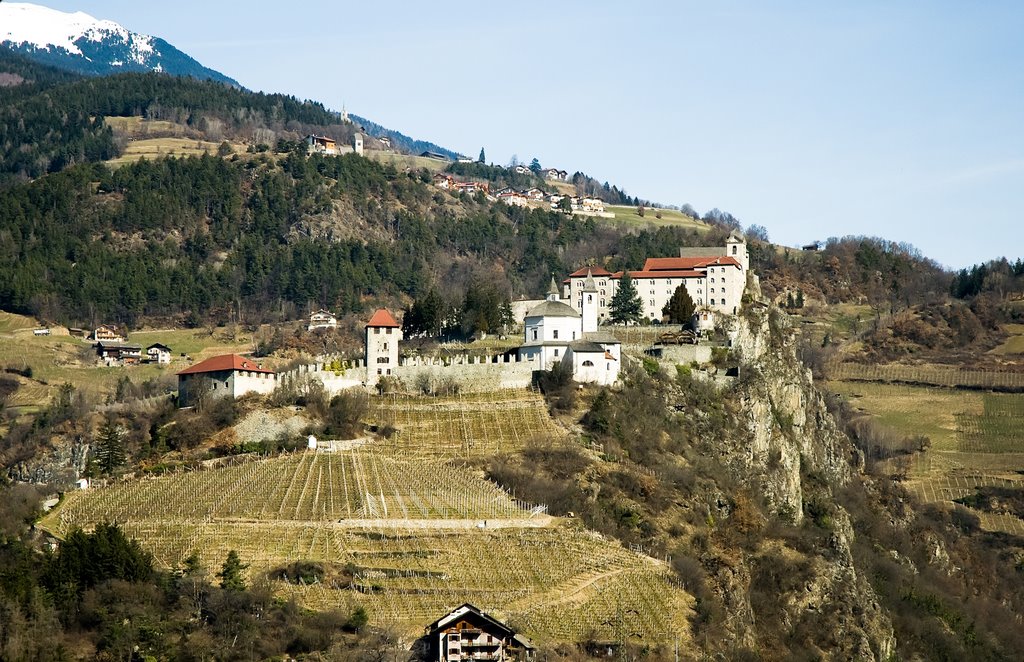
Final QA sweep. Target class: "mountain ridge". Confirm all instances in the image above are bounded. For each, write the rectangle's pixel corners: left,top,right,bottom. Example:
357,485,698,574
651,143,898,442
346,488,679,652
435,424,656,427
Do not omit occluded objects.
0,2,239,86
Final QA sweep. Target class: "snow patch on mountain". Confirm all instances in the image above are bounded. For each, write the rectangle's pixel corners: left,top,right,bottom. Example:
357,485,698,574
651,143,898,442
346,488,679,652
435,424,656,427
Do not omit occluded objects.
0,2,151,60
0,2,238,86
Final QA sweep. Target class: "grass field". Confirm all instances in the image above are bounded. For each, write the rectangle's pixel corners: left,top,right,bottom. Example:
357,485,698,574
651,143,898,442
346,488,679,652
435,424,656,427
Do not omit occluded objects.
603,205,710,232
106,138,243,167
828,381,976,451
365,151,451,173
990,323,1024,355
0,324,255,406
830,380,1024,537
0,311,37,334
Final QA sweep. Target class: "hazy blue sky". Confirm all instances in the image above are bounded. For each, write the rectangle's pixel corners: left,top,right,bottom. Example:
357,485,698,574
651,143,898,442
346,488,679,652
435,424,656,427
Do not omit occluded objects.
41,1,1024,268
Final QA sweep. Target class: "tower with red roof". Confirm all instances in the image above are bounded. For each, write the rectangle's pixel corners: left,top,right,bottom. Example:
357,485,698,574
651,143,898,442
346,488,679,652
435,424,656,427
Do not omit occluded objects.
365,308,402,387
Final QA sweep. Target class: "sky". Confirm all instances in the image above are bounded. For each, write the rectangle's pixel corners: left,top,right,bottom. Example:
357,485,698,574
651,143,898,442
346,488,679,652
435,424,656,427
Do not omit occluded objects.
37,1,1024,269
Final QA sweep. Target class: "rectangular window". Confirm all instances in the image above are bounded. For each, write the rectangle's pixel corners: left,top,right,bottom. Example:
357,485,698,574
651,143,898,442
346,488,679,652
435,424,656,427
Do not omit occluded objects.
553,330,559,339
532,328,538,340
386,327,392,334
554,349,559,357
650,279,655,285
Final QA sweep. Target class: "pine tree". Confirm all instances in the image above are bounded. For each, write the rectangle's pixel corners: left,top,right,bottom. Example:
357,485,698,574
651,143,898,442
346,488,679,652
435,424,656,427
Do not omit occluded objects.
663,284,696,324
95,417,125,475
609,272,643,325
478,147,486,163
218,550,248,591
529,157,542,173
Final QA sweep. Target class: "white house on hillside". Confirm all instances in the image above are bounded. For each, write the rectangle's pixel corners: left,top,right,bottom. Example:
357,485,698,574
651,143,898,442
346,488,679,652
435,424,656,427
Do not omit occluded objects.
177,354,276,407
308,309,338,331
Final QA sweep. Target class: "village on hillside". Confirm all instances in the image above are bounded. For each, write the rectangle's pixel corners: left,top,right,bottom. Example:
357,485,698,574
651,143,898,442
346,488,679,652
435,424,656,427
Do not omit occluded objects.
60,234,751,408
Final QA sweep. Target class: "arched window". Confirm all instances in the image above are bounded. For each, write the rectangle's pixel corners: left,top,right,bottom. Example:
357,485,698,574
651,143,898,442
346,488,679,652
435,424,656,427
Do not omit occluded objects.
582,360,594,367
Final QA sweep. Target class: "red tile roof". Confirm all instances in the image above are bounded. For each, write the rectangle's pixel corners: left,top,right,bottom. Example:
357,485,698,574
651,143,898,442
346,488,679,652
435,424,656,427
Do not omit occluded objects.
567,266,613,278
366,308,401,328
612,269,705,279
642,256,742,271
177,354,274,376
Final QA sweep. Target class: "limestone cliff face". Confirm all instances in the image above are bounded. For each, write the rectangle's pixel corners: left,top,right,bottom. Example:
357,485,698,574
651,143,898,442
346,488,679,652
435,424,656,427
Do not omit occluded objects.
708,305,896,660
730,307,860,522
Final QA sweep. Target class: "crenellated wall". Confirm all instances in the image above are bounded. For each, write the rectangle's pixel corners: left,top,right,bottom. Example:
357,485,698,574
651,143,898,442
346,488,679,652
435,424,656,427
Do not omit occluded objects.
277,352,540,394
396,353,538,392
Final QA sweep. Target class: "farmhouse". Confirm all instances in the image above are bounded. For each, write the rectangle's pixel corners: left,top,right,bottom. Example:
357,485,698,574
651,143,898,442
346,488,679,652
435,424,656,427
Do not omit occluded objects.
305,134,337,154
305,133,364,157
497,190,529,207
96,342,142,366
176,354,276,407
146,343,172,364
542,168,568,181
93,324,126,342
424,603,535,661
308,309,338,331
562,233,748,321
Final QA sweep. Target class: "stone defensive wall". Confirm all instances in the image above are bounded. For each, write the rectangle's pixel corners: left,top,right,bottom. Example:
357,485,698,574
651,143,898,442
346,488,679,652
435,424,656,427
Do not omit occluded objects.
277,353,539,395
396,353,537,392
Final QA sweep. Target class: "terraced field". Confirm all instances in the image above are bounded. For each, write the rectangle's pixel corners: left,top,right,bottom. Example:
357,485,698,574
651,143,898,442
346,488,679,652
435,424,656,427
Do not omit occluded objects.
40,391,692,643
831,381,1024,537
367,390,564,457
40,453,686,642
43,451,540,530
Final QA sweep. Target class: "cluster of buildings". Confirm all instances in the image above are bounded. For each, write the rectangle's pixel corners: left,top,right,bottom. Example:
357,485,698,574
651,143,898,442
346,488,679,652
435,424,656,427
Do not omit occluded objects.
510,164,569,181
176,269,629,406
305,133,364,157
431,175,605,213
88,325,172,366
173,236,749,405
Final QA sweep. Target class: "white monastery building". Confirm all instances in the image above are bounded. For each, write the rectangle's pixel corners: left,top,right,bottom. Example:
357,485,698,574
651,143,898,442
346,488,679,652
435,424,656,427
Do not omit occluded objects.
563,232,748,322
518,275,621,385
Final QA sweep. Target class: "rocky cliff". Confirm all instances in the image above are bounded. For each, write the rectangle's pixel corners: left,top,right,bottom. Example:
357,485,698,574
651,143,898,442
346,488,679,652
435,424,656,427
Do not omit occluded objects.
698,301,897,659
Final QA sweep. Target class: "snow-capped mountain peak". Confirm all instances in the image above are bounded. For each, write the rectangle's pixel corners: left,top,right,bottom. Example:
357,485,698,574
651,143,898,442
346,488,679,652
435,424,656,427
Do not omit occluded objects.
0,2,237,85
0,3,147,59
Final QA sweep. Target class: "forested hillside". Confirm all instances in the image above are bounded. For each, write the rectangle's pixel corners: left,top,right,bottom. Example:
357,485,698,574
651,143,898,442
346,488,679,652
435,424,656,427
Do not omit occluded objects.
0,143,718,331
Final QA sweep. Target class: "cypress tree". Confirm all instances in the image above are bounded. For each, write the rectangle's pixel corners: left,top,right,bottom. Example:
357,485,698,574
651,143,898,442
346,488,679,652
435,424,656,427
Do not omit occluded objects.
95,417,125,475
663,284,696,324
609,272,643,325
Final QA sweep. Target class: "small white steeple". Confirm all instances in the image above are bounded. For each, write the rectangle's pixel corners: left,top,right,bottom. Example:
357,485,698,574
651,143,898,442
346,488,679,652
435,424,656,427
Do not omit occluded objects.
547,276,560,301
581,269,598,333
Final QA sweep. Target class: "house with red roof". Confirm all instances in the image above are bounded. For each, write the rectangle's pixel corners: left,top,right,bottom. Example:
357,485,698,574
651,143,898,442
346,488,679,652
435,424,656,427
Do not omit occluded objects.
176,354,276,407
